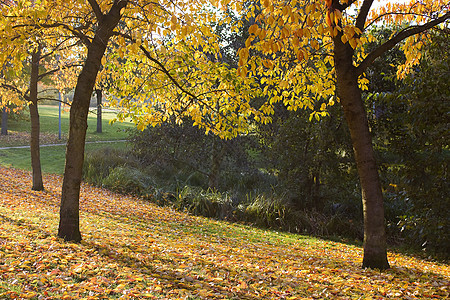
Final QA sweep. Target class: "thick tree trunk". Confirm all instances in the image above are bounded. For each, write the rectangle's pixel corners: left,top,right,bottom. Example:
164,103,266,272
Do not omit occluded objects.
29,47,44,191
1,106,7,135
334,37,390,269
96,89,102,133
58,1,127,242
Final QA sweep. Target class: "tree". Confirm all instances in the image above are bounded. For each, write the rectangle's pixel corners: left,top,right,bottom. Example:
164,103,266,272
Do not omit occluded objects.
234,0,449,269
95,89,102,133
0,6,80,191
2,0,128,240
56,0,128,242
3,0,253,243
1,106,7,135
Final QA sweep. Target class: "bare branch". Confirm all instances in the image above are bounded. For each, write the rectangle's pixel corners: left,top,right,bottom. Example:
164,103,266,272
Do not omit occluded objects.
13,22,92,46
356,11,450,76
37,97,72,106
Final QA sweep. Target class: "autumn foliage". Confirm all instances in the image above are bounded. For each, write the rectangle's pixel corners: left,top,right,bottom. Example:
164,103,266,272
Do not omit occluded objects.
0,167,449,299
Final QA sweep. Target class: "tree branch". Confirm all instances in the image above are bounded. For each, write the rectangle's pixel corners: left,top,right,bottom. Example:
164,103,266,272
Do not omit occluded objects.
117,32,199,101
356,11,450,77
355,0,374,32
20,22,93,46
37,62,83,81
335,0,358,12
40,38,79,60
87,0,104,22
0,83,29,101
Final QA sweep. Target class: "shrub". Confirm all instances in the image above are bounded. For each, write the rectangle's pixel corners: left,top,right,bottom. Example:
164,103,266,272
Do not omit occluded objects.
83,147,132,186
174,186,235,220
102,165,155,196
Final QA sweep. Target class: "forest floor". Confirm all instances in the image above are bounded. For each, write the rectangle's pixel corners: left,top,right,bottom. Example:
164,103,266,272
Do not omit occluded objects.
0,167,448,299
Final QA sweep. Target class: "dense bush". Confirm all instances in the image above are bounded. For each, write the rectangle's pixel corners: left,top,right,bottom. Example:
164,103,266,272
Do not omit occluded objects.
83,146,363,240
127,118,271,195
83,147,133,186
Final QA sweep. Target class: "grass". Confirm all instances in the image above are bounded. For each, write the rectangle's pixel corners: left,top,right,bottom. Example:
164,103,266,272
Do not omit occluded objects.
0,167,448,299
0,104,134,173
1,104,135,147
0,142,129,174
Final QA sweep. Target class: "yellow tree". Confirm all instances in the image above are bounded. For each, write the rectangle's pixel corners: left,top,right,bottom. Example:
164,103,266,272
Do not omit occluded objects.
232,0,449,269
2,0,251,242
1,0,128,241
0,1,81,191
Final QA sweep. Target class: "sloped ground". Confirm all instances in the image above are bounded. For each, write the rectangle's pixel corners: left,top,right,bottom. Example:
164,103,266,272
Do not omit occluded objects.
0,167,448,299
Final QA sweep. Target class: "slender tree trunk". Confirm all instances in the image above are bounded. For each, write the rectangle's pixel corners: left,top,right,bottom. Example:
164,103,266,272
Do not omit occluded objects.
1,106,7,135
334,36,390,269
96,89,102,133
29,47,44,191
58,1,127,242
208,137,222,190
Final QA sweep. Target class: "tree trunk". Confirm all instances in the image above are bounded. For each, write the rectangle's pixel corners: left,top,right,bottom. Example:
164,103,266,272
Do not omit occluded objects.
1,106,7,135
334,37,390,269
208,137,222,190
96,89,102,133
29,47,44,191
58,2,127,242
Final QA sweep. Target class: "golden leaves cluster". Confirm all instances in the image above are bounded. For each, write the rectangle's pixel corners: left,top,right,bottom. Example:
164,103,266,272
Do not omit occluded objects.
234,0,447,121
1,0,447,136
367,0,450,79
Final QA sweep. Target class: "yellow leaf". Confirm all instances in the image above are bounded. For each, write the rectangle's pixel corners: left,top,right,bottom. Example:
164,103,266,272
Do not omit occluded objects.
259,28,266,40
249,24,258,34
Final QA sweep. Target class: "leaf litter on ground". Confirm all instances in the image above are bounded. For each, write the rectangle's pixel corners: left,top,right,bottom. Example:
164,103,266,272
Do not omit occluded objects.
0,167,448,299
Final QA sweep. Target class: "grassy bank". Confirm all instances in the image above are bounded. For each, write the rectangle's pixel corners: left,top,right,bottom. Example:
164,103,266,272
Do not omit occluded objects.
0,167,448,299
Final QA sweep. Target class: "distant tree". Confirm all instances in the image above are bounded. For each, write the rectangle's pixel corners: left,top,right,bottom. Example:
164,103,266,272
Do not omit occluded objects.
95,89,102,133
0,31,80,191
1,106,7,135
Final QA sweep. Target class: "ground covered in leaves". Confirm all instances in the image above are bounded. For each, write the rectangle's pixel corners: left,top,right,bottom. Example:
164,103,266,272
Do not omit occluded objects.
0,167,448,299
0,131,66,147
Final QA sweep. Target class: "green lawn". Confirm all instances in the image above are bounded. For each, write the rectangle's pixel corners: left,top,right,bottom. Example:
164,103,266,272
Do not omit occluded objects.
0,142,129,174
1,104,135,146
0,104,135,173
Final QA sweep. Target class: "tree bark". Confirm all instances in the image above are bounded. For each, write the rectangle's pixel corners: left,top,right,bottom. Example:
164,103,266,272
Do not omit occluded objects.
1,106,7,135
29,47,44,191
208,137,222,190
96,88,102,133
58,0,127,242
334,35,390,269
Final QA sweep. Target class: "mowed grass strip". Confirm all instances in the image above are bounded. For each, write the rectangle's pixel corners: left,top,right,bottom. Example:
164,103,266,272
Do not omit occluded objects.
0,104,133,173
1,104,135,147
0,167,448,299
0,142,129,175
